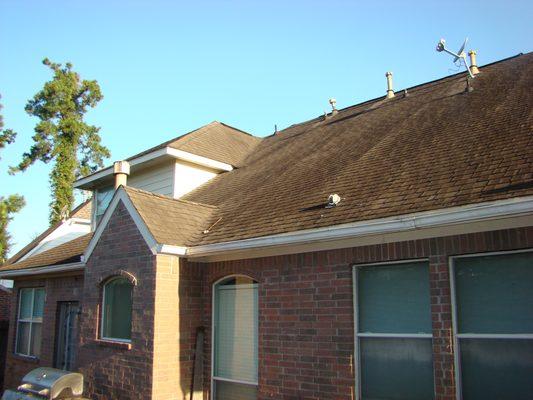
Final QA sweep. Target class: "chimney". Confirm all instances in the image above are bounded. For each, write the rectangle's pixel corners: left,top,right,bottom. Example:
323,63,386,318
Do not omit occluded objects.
385,72,395,98
114,160,130,189
468,50,480,75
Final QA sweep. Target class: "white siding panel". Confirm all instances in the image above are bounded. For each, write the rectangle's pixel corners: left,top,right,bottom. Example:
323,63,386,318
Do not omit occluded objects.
128,162,174,197
174,161,218,198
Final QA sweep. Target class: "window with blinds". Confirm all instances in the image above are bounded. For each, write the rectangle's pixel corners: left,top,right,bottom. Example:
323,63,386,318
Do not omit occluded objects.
101,277,133,342
452,250,533,399
213,276,258,400
355,261,435,400
16,287,45,357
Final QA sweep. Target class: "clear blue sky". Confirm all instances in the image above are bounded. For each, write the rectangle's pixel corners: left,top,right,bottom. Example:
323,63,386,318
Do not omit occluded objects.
1,0,532,256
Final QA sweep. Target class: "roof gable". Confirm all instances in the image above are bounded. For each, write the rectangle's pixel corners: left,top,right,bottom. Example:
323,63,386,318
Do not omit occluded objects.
84,186,218,261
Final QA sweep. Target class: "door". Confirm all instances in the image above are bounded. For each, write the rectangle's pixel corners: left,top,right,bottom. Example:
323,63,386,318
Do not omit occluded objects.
54,301,80,371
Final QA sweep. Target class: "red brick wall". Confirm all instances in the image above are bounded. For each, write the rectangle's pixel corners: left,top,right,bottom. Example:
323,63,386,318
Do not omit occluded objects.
78,203,157,400
188,226,533,400
0,287,10,322
3,274,84,390
151,255,203,399
0,286,11,393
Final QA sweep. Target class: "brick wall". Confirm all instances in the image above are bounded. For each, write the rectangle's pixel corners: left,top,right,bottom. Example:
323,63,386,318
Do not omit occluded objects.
0,287,10,322
151,254,203,399
3,274,84,390
188,226,533,400
78,202,157,400
0,286,11,393
3,210,531,400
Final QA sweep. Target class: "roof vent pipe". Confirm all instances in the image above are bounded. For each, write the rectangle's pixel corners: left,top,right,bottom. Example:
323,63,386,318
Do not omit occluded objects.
113,160,130,189
385,72,395,98
468,50,480,75
329,98,338,115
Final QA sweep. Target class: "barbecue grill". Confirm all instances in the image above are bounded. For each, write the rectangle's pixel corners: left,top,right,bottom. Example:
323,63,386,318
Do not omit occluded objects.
1,367,88,400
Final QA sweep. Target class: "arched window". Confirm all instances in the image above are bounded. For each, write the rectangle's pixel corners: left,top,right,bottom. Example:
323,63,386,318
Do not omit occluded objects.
212,276,258,399
101,276,133,342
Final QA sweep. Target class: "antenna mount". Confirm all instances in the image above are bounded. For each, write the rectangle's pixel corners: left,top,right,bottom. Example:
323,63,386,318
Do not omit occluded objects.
436,38,475,78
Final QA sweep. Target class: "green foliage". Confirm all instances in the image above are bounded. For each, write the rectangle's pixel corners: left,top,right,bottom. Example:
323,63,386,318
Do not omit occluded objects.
0,194,26,264
0,95,25,264
10,58,110,224
0,95,17,159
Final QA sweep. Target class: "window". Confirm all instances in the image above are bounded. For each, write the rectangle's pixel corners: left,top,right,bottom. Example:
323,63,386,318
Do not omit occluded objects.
451,250,533,399
16,287,45,357
354,261,434,400
212,276,258,400
101,277,133,342
94,186,114,225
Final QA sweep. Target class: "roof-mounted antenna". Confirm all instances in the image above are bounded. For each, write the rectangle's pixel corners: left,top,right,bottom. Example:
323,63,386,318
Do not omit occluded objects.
436,38,475,78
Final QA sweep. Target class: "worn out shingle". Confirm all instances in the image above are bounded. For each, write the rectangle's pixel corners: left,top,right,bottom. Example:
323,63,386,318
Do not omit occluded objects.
183,53,533,245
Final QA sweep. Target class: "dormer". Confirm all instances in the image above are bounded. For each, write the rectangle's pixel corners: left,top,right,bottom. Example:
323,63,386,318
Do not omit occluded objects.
73,121,260,227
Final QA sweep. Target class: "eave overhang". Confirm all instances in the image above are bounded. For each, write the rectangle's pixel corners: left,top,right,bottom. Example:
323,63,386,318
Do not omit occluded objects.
74,147,233,190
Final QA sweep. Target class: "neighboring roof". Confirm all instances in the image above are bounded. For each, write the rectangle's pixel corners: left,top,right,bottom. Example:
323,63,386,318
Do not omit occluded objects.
123,186,219,247
0,233,92,272
182,53,533,245
7,200,92,264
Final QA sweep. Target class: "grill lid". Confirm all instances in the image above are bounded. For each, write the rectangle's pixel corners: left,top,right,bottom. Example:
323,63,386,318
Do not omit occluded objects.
18,368,83,399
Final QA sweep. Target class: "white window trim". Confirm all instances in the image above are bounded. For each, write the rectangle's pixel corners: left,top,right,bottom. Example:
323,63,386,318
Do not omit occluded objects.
449,248,533,400
210,275,259,399
353,258,432,400
100,277,133,344
15,287,44,358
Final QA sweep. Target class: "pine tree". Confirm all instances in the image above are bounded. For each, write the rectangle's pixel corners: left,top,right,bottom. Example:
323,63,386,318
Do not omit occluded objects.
0,95,25,264
0,194,25,264
10,58,110,224
0,95,17,155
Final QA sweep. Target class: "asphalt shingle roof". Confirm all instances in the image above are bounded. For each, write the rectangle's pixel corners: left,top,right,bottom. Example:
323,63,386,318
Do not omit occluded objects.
0,234,92,271
123,186,219,247
6,200,92,264
183,53,533,244
3,53,532,272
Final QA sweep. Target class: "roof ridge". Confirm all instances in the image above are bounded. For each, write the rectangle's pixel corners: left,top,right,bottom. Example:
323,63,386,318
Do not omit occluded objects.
277,52,528,134
123,185,219,210
216,121,260,138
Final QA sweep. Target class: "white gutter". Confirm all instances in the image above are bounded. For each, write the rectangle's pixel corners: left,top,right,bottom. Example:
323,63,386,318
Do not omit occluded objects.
0,262,85,278
74,147,233,189
184,196,533,258
5,196,533,274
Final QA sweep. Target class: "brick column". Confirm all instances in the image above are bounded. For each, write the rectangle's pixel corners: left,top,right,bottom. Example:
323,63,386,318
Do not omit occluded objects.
429,254,456,400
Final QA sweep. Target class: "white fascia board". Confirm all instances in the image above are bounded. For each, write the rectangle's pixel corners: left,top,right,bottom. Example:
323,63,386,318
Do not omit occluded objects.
166,148,233,172
74,147,232,189
83,188,159,262
157,244,188,256
0,262,85,278
185,196,533,259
